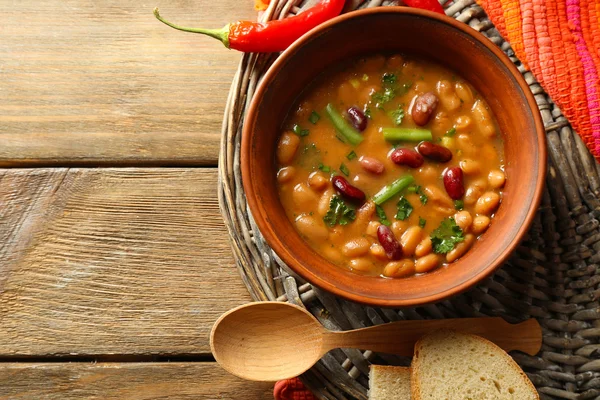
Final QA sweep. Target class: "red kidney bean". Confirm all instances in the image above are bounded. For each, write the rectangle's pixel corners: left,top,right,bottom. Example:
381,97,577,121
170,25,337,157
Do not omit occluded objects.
332,176,366,202
359,156,385,174
412,92,439,126
444,167,465,200
390,148,424,168
417,141,453,163
347,107,368,132
377,225,403,260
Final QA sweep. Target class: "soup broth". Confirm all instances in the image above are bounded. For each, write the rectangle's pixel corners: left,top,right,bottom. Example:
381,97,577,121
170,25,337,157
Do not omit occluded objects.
276,54,505,278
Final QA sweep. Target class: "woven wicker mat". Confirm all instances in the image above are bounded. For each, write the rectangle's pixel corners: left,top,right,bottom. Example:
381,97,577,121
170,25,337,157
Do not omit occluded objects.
218,0,600,399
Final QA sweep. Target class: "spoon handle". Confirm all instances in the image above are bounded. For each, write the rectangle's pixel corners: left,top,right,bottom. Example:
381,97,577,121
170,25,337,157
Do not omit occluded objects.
324,317,541,356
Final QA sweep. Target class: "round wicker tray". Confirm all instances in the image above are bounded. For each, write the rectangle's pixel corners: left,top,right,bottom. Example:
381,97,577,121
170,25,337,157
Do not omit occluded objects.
218,1,600,398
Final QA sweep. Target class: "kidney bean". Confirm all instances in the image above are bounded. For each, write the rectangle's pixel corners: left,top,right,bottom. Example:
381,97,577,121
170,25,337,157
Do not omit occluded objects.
390,148,424,168
417,141,453,163
443,167,465,200
359,156,385,174
332,175,365,202
347,107,367,132
412,92,439,126
377,225,403,260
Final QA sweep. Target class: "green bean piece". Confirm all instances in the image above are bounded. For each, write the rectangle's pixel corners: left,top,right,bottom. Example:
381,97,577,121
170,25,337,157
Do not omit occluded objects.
383,127,433,142
325,103,364,145
373,175,415,205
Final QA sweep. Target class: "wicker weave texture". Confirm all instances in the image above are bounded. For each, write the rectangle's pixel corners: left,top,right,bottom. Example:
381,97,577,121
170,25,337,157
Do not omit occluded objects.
218,1,600,399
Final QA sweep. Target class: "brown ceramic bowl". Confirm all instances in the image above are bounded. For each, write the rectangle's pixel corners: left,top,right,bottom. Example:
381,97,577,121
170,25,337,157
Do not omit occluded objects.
241,8,546,307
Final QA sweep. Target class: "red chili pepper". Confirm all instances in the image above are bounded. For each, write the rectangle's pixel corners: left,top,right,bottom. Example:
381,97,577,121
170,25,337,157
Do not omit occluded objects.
403,0,445,15
153,0,345,53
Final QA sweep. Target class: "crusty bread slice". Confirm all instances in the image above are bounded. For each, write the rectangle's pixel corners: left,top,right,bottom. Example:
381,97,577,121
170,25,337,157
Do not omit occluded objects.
369,365,412,399
411,330,539,400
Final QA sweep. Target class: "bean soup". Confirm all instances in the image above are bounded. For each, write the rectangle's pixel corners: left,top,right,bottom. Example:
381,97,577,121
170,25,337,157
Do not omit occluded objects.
276,54,505,278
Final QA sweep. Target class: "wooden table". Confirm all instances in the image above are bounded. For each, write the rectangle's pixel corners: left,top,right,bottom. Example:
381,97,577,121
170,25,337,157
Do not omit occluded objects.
0,1,275,398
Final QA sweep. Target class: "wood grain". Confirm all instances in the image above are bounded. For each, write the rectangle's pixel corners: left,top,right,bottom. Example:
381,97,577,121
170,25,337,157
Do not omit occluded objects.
0,168,252,356
0,0,255,166
0,362,273,399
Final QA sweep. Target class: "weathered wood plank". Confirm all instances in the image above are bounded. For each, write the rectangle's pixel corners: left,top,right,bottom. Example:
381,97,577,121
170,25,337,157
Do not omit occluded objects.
0,168,252,356
0,362,273,399
0,0,255,166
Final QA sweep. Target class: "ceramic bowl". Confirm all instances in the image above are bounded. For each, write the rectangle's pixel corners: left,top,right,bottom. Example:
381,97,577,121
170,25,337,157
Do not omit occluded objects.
241,8,546,307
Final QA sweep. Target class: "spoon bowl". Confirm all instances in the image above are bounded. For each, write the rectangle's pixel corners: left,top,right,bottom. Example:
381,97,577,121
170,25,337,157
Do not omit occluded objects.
210,302,325,381
211,302,542,382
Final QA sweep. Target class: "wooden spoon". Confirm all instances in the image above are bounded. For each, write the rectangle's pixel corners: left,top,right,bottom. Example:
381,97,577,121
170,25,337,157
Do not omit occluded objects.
210,301,542,382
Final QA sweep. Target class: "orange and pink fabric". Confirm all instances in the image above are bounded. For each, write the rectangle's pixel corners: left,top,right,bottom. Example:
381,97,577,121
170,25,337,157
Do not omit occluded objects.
478,0,600,160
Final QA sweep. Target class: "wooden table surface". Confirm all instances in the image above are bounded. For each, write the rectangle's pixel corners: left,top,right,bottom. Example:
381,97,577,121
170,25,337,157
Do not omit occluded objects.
0,1,275,398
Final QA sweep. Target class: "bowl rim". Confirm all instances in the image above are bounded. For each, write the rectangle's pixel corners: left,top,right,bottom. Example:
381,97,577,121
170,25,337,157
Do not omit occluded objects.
241,7,547,307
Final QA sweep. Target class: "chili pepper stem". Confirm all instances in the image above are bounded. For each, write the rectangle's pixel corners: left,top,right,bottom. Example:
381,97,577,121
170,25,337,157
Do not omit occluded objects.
153,8,231,49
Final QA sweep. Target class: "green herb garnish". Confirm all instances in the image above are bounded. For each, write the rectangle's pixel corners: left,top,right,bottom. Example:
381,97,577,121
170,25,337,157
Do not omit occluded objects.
309,111,320,125
454,200,464,210
388,105,405,126
293,124,309,137
419,217,427,228
323,196,356,227
382,73,397,85
376,205,391,227
372,87,396,109
430,217,465,254
395,197,413,221
340,163,350,177
347,150,357,161
408,185,427,204
445,127,457,137
364,108,372,119
318,163,331,173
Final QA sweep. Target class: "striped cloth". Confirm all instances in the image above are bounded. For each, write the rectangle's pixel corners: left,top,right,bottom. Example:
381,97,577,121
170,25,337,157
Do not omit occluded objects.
477,0,600,160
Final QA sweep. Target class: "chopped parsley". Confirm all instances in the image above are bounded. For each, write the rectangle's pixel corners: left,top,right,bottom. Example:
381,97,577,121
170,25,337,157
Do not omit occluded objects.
445,127,457,137
430,217,465,254
362,74,370,81
347,150,357,161
454,200,464,210
323,196,356,227
340,163,350,177
318,163,331,173
376,205,391,227
372,87,396,109
407,185,427,204
419,217,427,228
382,73,397,85
293,124,309,137
364,108,372,119
308,111,320,125
395,197,413,221
388,105,405,126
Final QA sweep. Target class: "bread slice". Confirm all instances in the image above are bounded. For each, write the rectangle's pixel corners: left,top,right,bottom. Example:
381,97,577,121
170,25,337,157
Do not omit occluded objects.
411,330,539,400
369,365,412,399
